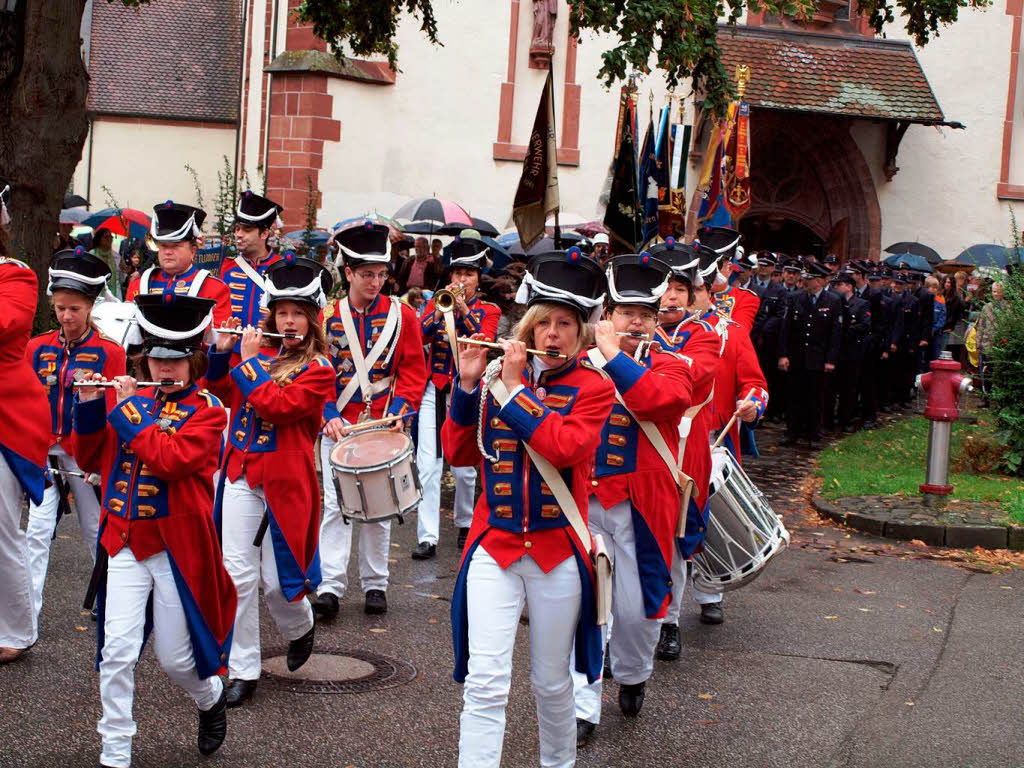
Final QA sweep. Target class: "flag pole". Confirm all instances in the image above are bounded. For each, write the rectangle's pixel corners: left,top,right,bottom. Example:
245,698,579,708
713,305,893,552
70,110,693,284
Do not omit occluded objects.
549,58,562,250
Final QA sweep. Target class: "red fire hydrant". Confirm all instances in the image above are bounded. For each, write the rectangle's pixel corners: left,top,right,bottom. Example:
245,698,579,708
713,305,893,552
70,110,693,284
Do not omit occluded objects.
917,352,972,498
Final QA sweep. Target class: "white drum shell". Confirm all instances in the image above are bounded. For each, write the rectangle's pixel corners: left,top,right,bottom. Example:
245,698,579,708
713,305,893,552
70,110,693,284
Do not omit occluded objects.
691,447,789,593
329,431,422,523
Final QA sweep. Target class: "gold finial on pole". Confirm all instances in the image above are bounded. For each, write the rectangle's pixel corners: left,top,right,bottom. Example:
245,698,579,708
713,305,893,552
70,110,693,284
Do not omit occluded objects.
735,64,751,99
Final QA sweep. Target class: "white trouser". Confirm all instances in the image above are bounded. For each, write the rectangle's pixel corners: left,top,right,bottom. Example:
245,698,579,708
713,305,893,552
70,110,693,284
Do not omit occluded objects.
26,444,100,621
416,382,476,545
572,499,663,725
0,453,36,649
460,548,581,768
318,435,391,595
221,476,314,681
663,550,720,626
98,548,223,768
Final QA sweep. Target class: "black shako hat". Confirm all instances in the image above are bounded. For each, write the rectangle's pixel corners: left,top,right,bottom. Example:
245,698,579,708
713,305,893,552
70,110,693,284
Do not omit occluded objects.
606,252,671,307
48,246,111,298
134,294,215,359
151,201,206,243
694,225,742,261
647,237,703,288
263,252,333,309
447,234,490,272
333,221,391,267
515,247,606,322
235,190,283,229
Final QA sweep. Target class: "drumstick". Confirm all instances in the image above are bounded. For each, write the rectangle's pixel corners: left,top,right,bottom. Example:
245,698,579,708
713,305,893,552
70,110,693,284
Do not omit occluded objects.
711,389,758,452
340,414,402,436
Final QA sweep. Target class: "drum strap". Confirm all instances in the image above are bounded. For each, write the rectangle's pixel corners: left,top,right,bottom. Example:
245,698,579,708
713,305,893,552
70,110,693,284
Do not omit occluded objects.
336,297,399,416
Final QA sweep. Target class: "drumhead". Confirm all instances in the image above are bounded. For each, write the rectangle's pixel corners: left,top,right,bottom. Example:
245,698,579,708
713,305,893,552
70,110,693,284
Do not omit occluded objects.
331,430,411,470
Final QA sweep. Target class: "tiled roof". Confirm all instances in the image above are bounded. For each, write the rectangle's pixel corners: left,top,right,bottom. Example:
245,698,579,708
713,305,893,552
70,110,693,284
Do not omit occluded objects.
87,0,243,123
717,25,946,123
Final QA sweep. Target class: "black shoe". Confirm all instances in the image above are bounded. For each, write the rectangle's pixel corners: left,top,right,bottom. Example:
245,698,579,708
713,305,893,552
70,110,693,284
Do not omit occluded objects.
364,589,388,615
576,718,596,746
603,650,613,681
90,607,98,622
311,592,339,622
618,681,646,717
809,439,822,451
862,420,877,430
655,623,680,661
286,625,315,672
224,678,257,708
411,542,436,560
456,527,469,549
700,602,724,625
842,424,857,434
197,688,227,755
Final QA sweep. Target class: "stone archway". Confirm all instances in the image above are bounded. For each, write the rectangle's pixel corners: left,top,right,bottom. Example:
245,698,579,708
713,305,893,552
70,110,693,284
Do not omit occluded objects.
743,111,881,260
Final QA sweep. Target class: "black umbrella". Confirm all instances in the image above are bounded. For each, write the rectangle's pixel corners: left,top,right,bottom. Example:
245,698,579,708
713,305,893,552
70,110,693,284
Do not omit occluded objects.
436,217,500,238
884,241,941,264
63,193,89,209
507,233,583,257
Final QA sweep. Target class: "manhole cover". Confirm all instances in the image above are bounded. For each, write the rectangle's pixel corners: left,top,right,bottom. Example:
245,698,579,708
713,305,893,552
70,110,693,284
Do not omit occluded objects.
260,647,417,694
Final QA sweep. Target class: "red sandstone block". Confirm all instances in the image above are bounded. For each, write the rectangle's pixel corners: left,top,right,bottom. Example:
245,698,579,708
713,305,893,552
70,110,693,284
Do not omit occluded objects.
282,138,303,152
309,116,340,142
267,139,284,152
286,93,299,115
268,115,290,137
266,167,292,188
276,74,304,93
269,93,286,115
289,151,320,169
298,92,333,117
286,26,327,51
300,74,327,93
267,151,291,168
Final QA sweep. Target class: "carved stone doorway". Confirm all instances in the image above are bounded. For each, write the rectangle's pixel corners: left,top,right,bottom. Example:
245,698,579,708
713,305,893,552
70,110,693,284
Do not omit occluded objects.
740,110,881,261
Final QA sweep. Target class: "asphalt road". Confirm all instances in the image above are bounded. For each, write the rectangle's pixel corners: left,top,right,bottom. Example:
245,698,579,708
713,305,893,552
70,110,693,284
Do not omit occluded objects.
3,425,1021,768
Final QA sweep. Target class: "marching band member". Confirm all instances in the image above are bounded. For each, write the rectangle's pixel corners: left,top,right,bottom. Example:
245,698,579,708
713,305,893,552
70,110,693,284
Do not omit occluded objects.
415,235,501,557
72,294,236,767
573,253,696,744
698,226,760,335
648,240,725,662
313,222,427,619
444,249,614,768
125,202,231,324
0,250,51,664
25,248,126,623
219,191,285,359
206,254,335,708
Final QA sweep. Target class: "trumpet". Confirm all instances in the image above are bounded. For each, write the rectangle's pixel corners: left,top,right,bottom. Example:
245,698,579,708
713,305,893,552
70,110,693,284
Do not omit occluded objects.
454,337,567,359
73,380,185,389
435,284,466,313
217,328,303,341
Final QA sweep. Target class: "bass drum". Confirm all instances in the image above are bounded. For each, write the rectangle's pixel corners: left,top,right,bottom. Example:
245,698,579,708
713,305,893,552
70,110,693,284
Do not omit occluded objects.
691,446,790,593
92,298,142,349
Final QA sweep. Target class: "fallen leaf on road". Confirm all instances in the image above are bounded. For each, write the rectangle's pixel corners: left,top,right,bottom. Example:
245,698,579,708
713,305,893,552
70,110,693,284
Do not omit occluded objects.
391,543,401,549
427,618,438,624
933,627,943,633
857,608,873,612
896,604,907,608
824,615,838,620
370,628,387,634
910,539,928,548
57,535,71,540
924,608,935,615
698,693,715,700
905,701,915,707
810,532,825,537
999,586,1013,590
855,589,877,595
74,625,88,632
834,587,841,592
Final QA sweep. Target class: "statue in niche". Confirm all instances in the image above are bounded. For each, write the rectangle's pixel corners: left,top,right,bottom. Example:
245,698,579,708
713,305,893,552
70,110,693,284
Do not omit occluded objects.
529,0,557,68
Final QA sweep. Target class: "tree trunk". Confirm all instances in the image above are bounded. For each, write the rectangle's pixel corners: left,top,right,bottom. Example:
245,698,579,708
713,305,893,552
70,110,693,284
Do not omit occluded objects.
0,1,90,333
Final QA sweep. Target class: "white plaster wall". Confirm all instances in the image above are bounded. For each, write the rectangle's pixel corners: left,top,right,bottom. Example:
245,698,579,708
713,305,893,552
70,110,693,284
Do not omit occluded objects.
73,119,236,215
318,0,670,230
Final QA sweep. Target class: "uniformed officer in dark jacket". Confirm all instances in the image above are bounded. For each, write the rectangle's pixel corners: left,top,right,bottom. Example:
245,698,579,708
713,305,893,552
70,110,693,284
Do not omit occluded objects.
778,261,842,447
911,270,934,374
860,268,886,428
832,272,871,432
750,252,788,420
877,268,904,412
890,273,919,407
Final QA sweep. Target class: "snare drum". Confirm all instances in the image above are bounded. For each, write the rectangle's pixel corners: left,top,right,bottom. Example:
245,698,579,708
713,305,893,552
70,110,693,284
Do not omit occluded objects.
329,430,422,523
691,447,789,593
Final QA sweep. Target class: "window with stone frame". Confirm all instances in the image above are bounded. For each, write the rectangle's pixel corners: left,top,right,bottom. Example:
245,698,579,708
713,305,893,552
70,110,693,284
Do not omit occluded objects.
751,0,873,37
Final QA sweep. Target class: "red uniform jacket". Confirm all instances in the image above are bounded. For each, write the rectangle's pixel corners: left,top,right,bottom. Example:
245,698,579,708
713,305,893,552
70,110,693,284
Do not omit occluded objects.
320,294,427,426
589,347,695,619
126,264,231,326
655,310,724,557
206,348,334,601
443,355,615,685
713,283,760,336
420,294,501,391
26,328,126,442
218,252,284,357
710,319,768,464
70,385,236,678
0,259,51,504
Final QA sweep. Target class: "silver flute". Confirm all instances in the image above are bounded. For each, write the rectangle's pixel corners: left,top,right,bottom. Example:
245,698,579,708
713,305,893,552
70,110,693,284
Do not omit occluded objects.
217,328,303,340
73,380,185,389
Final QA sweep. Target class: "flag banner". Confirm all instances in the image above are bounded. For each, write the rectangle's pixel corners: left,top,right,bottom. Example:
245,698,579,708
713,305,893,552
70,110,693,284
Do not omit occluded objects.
513,69,560,251
723,101,752,220
639,115,660,246
604,111,641,253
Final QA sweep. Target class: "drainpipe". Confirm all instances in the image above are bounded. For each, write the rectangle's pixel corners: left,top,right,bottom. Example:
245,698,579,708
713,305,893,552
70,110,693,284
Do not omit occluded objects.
233,0,249,183
261,0,280,190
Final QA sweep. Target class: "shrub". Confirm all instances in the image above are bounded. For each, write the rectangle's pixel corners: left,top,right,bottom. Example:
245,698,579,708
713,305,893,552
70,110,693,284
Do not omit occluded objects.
987,219,1024,475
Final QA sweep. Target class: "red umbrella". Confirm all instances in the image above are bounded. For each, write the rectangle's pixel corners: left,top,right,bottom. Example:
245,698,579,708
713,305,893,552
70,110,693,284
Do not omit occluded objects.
82,207,152,239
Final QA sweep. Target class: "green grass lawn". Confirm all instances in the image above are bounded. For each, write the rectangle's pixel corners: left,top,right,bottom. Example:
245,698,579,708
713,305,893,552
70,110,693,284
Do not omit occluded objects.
817,415,1024,523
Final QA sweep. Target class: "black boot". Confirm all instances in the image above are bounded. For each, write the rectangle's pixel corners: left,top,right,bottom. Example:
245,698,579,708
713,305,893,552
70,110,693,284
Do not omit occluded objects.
287,625,315,672
197,688,227,755
576,718,596,746
364,589,388,615
700,602,724,625
411,541,437,560
618,681,646,717
456,527,469,549
655,623,680,661
311,592,339,622
224,678,257,708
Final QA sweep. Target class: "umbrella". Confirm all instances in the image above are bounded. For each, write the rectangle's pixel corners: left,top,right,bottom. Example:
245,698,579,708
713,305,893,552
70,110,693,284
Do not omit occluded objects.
956,243,1017,268
281,228,332,247
441,235,511,273
507,233,583,258
59,208,90,225
437,217,499,237
573,221,608,238
885,241,941,264
394,197,472,233
884,253,933,272
63,194,89,209
82,207,151,240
